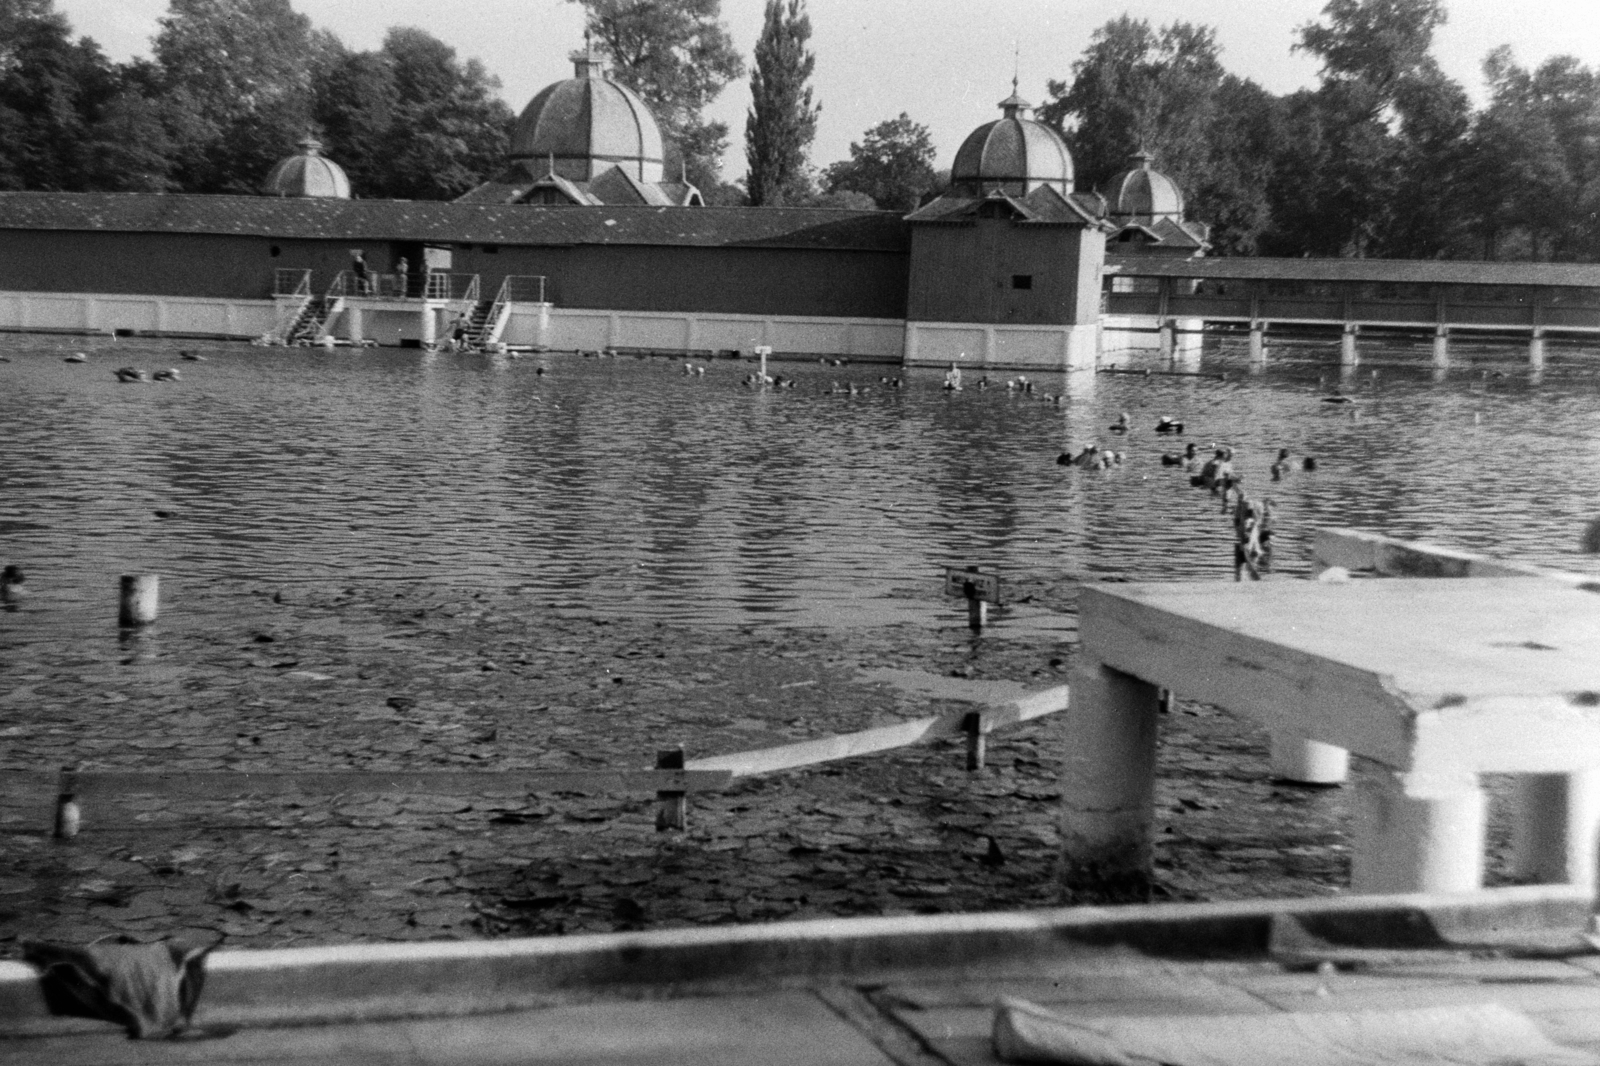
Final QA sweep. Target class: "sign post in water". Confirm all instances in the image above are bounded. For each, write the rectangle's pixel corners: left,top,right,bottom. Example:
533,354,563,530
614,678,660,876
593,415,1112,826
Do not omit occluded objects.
944,566,1000,632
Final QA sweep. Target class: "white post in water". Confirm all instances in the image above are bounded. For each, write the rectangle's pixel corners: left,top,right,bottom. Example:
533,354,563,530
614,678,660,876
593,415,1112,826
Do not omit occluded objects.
1529,329,1546,369
1432,326,1449,369
1248,322,1266,367
119,574,158,627
1340,324,1359,366
755,344,771,381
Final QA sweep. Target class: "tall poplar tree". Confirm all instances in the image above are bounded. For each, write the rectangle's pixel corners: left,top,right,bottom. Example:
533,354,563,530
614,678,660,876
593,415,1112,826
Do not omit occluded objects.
745,0,819,206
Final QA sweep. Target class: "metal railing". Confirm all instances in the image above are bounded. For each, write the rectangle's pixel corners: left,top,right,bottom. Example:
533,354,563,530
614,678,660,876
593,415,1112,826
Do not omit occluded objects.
272,268,311,298
428,272,479,302
472,275,548,348
502,275,547,304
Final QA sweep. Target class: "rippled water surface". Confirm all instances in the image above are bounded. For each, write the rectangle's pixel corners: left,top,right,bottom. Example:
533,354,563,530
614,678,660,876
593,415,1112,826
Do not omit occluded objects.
4,333,1600,632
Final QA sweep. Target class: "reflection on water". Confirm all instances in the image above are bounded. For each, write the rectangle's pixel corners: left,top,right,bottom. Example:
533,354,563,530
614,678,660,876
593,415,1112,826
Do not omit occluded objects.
3,333,1600,632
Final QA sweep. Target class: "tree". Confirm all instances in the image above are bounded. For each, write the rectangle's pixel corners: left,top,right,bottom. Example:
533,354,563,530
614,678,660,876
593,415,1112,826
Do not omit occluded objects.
374,28,513,201
572,0,743,192
1039,17,1225,192
150,0,331,192
0,0,117,191
1273,0,1463,257
820,113,936,212
1459,48,1600,260
311,46,396,198
745,0,820,206
1039,16,1278,254
1296,0,1448,103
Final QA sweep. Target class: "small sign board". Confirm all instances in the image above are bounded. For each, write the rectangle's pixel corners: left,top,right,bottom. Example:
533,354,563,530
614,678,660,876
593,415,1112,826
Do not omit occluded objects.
944,567,1000,603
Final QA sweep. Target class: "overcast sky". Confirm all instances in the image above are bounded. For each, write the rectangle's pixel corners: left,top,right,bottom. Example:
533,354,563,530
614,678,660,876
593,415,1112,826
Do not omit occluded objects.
55,0,1600,179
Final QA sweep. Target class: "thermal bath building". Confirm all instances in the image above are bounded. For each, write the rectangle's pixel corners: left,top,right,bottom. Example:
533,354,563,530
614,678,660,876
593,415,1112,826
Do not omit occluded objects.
0,47,1205,369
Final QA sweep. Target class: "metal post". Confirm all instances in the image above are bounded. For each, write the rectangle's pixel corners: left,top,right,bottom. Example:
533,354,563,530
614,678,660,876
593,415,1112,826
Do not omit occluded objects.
655,746,687,831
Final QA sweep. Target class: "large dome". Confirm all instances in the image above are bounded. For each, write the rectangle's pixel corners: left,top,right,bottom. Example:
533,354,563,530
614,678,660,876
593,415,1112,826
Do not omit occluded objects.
509,44,664,183
1105,150,1185,223
949,85,1074,197
262,138,350,199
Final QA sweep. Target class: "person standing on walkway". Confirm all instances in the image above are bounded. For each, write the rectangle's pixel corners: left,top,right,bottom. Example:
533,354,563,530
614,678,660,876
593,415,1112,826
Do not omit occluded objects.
350,250,371,295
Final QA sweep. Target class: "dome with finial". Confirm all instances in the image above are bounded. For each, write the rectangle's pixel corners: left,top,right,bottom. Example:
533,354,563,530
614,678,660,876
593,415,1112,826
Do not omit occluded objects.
1104,149,1185,223
263,137,351,199
508,38,665,183
949,80,1074,197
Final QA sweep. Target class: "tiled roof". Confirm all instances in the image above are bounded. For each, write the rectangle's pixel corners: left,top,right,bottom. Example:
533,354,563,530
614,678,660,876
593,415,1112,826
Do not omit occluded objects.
1106,255,1600,287
907,186,1113,229
1112,216,1209,250
0,192,909,252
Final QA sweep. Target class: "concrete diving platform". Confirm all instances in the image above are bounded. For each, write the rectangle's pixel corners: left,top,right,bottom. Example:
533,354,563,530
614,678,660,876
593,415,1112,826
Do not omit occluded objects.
1065,576,1600,896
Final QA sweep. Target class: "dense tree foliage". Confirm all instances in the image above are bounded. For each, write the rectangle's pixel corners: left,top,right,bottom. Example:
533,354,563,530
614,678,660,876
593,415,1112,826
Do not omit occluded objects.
3,0,1599,260
572,0,743,196
0,0,511,200
745,0,820,206
820,113,937,212
1020,0,1600,260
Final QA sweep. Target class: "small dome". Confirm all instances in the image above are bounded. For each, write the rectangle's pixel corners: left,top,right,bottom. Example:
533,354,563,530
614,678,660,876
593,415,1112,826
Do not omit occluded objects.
949,84,1074,197
1105,150,1185,223
510,44,664,183
263,138,351,199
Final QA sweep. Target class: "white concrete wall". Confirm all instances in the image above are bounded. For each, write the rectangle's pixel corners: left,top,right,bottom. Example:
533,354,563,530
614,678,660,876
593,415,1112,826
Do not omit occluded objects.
531,307,905,360
904,321,1101,370
0,290,276,337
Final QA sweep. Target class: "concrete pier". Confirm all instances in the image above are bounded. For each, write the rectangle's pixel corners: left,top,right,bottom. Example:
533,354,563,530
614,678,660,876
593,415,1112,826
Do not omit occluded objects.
1060,659,1161,888
1248,322,1265,366
1352,769,1486,894
1070,577,1600,896
1268,732,1349,785
1510,771,1600,891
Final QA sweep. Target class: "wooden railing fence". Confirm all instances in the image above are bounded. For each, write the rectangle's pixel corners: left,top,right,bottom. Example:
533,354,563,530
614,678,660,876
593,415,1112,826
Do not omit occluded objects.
4,685,1069,837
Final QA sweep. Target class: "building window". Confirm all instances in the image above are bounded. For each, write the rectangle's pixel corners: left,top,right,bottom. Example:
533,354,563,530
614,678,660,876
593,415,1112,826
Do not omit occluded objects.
483,244,499,254
1012,274,1033,290
270,245,281,257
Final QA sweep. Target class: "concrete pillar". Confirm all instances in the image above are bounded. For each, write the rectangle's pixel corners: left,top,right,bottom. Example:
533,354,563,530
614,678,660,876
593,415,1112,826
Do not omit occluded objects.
1510,771,1600,891
536,303,551,348
1352,769,1485,894
1248,323,1266,366
1340,324,1359,366
1529,331,1546,368
1269,732,1349,785
1060,659,1161,890
346,305,364,344
419,306,436,347
1158,320,1175,360
1432,327,1449,369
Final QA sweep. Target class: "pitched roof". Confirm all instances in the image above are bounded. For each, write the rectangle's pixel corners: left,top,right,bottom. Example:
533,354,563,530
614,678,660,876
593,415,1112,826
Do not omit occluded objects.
1111,216,1209,250
1106,255,1600,287
0,192,909,252
908,185,1113,230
